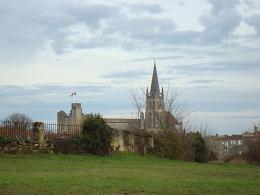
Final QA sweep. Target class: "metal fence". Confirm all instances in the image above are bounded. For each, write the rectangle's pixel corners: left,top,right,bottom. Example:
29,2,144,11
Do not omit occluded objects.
0,121,83,140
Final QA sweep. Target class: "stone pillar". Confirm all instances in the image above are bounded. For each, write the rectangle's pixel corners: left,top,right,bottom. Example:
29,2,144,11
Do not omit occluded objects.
129,133,135,147
149,137,154,148
118,131,125,151
113,130,125,152
32,122,45,146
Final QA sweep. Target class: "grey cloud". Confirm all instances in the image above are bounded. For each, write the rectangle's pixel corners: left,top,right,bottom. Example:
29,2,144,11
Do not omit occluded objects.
0,1,119,60
128,3,162,14
67,4,119,29
220,115,260,119
245,14,260,36
49,4,119,54
76,0,242,49
199,0,241,44
182,87,260,112
0,0,252,61
103,69,149,79
208,0,239,13
128,55,186,62
170,61,260,76
189,79,224,84
243,0,256,9
73,36,115,49
102,16,200,47
105,17,176,36
179,1,185,6
106,0,242,47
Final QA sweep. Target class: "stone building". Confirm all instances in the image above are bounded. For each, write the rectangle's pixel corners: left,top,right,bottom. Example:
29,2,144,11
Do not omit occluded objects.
207,130,260,160
57,103,85,133
57,62,182,151
207,134,246,160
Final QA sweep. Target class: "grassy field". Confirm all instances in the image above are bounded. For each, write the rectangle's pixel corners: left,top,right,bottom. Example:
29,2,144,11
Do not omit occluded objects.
0,153,259,194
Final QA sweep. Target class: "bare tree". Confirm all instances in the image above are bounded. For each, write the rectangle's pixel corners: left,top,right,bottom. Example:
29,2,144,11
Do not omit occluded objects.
251,122,260,133
129,86,195,134
5,113,33,124
151,87,195,134
4,113,33,129
163,87,194,122
129,87,146,119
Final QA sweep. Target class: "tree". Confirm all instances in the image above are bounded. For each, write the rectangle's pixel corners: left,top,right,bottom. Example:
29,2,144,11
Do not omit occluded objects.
129,87,146,119
245,123,260,164
5,113,33,124
129,86,211,162
4,113,33,130
129,86,193,134
81,114,115,155
188,131,207,162
245,135,260,164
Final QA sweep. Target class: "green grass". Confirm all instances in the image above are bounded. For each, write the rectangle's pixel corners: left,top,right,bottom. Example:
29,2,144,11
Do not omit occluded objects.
0,153,259,194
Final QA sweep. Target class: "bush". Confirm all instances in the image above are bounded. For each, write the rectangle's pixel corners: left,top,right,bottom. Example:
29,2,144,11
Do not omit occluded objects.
188,132,207,162
152,132,181,159
48,114,116,155
48,138,83,154
149,132,193,161
0,136,14,147
245,135,260,164
148,131,207,162
81,114,115,155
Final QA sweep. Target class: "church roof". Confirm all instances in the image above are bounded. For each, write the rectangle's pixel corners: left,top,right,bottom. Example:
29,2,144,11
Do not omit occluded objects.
150,61,160,95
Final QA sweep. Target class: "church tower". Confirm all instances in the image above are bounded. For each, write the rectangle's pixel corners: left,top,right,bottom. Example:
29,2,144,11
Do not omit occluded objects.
145,61,165,130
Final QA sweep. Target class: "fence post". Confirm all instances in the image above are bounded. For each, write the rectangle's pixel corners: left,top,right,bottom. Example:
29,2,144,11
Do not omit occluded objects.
32,122,45,146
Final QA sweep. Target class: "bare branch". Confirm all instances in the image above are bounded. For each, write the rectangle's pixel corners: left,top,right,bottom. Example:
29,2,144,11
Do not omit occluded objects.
129,87,146,119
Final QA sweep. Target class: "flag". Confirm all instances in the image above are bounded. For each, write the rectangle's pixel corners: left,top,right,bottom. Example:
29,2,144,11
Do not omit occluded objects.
70,92,76,97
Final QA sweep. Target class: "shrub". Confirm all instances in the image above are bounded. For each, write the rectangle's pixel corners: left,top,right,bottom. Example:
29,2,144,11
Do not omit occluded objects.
152,132,181,159
0,136,14,147
188,132,207,162
149,131,193,161
48,138,83,154
245,135,260,164
81,114,115,155
149,131,207,162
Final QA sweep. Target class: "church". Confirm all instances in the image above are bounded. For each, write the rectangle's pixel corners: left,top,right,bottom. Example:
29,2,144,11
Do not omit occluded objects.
57,62,182,151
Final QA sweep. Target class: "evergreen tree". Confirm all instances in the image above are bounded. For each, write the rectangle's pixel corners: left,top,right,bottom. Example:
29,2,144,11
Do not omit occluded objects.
82,114,114,155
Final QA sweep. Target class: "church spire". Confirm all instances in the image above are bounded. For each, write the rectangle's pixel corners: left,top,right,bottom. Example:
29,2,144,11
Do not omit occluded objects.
150,61,160,96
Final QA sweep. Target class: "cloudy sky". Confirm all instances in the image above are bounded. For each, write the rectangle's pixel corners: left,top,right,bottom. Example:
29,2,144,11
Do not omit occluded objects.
0,0,259,134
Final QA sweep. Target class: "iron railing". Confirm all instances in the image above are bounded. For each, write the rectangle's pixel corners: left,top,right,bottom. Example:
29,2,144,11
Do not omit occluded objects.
0,121,83,140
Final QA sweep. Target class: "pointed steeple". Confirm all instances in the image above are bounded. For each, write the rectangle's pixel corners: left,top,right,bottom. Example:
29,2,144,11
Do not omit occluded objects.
150,61,160,96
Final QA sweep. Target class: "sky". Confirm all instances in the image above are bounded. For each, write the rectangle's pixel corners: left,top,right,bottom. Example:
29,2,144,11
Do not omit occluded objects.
0,0,260,135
